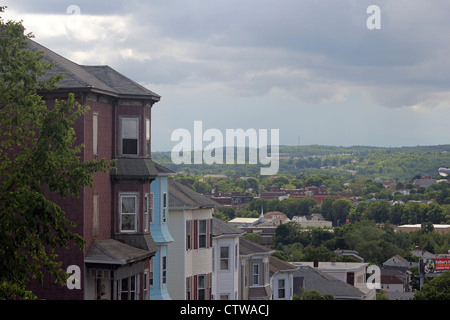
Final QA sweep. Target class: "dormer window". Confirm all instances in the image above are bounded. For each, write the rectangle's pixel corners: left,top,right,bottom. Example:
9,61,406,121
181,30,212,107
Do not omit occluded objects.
120,117,139,155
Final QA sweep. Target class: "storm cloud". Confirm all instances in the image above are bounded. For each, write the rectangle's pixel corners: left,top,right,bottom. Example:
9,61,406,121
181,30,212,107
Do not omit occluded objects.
3,0,450,149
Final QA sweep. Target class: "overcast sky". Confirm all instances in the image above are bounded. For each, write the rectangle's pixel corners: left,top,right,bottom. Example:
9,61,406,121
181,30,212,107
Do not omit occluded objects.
3,0,450,151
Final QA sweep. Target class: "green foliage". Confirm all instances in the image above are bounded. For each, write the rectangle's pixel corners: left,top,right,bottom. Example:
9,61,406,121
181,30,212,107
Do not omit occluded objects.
273,219,450,265
153,144,450,181
293,288,334,300
0,15,110,299
242,233,263,244
414,271,450,300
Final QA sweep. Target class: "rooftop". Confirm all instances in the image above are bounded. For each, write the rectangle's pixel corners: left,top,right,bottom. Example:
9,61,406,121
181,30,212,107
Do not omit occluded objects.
212,217,245,238
292,261,369,272
28,40,160,101
168,179,218,209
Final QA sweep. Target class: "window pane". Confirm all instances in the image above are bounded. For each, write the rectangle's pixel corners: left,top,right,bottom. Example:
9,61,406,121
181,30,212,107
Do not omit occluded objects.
145,118,150,156
220,246,229,259
220,247,229,270
121,278,128,300
149,194,154,224
123,139,138,154
122,197,136,213
121,117,139,155
199,220,206,233
122,214,135,231
199,235,206,248
122,118,138,138
198,275,205,288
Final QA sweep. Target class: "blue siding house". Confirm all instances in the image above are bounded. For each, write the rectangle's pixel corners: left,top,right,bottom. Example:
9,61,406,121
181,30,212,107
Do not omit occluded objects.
149,163,175,300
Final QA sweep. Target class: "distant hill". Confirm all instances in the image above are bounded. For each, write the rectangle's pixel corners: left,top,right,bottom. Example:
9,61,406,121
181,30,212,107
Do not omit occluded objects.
152,144,450,181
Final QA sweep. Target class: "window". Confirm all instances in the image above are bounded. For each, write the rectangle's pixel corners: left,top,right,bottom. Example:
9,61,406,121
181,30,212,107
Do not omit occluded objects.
120,194,138,232
162,192,167,223
121,117,139,155
143,271,149,300
199,220,207,248
265,261,269,283
198,275,206,300
220,246,229,270
252,264,259,285
144,194,149,232
149,193,154,224
162,256,167,285
119,274,140,300
186,220,192,250
149,260,154,286
93,113,98,155
278,279,285,299
145,118,150,156
186,277,191,300
93,193,99,237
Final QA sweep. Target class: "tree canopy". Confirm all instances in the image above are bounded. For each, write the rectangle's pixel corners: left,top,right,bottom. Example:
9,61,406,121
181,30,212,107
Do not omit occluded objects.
0,12,110,299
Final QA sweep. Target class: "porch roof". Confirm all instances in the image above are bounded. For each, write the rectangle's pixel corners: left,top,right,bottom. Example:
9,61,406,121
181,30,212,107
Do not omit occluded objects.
85,238,153,266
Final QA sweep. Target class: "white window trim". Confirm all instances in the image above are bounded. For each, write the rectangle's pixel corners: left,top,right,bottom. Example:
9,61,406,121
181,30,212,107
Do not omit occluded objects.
278,278,286,299
198,219,207,249
252,263,260,286
145,117,150,156
143,270,149,300
144,193,149,232
119,116,140,156
220,245,230,271
149,192,154,225
119,193,139,233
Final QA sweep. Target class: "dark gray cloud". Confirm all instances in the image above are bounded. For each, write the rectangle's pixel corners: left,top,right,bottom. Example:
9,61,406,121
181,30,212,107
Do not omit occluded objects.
3,0,131,15
4,0,450,147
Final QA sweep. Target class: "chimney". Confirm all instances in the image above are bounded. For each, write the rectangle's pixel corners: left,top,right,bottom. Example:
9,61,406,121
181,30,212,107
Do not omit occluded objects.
313,259,319,268
331,257,336,266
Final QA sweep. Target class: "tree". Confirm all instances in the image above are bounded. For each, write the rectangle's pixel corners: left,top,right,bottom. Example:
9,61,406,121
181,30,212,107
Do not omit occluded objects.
414,271,450,300
331,198,352,226
293,288,334,300
0,14,110,299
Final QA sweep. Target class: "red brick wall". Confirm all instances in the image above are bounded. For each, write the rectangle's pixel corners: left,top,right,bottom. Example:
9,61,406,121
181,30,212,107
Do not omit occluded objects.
83,97,114,249
28,94,154,299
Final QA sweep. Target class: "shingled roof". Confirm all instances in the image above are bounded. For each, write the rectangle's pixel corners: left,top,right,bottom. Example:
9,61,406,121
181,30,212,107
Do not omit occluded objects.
239,237,274,256
293,265,366,300
212,217,245,237
27,40,160,101
168,179,218,209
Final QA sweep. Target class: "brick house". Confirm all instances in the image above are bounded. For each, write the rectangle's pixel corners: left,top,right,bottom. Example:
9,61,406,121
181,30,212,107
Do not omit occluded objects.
26,40,161,300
